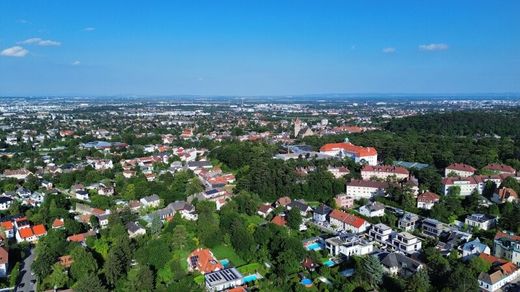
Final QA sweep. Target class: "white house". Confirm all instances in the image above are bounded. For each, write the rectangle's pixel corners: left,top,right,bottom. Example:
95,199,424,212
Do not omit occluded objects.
465,214,497,230
359,202,385,217
140,194,161,208
329,209,370,233
461,238,490,259
445,163,476,177
346,180,388,200
319,142,378,166
361,165,409,181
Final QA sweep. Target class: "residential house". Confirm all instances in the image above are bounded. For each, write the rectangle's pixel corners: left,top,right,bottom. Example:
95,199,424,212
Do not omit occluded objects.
271,215,287,227
391,232,422,254
0,197,13,211
329,209,370,233
441,176,480,196
478,253,520,292
313,204,332,222
67,230,96,245
257,204,273,218
492,187,518,204
334,194,354,209
359,202,385,217
398,212,419,232
188,248,223,274
483,163,516,175
325,233,374,258
140,194,161,208
205,268,244,292
421,218,444,237
52,218,65,229
287,200,312,216
379,252,424,277
445,163,476,177
417,192,441,210
346,180,388,200
461,238,490,259
361,165,409,181
494,232,520,265
0,221,14,239
16,224,47,243
126,222,146,238
0,247,8,277
3,168,32,180
167,201,198,220
319,142,378,165
275,196,291,207
465,213,497,230
327,166,350,179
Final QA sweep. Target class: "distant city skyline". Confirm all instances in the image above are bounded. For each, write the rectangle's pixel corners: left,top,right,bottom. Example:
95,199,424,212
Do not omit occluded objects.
1,0,519,96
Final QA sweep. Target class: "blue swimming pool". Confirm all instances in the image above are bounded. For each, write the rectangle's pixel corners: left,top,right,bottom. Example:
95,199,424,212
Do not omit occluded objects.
301,278,312,285
243,274,258,283
220,259,230,267
306,242,322,251
323,260,335,267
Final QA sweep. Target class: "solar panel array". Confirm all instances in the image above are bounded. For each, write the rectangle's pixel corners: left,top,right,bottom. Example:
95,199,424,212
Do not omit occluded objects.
190,255,199,268
206,268,242,285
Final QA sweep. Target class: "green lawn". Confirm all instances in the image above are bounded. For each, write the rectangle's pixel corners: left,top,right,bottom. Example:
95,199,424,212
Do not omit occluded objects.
211,244,246,266
237,262,263,275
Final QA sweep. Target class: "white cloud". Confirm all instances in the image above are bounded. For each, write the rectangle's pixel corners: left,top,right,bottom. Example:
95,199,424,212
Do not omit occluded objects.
382,47,396,53
83,27,95,32
19,37,61,46
1,46,29,57
72,60,81,65
419,43,448,51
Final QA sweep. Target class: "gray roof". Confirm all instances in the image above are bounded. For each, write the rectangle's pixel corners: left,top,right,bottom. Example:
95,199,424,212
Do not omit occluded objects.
126,221,143,233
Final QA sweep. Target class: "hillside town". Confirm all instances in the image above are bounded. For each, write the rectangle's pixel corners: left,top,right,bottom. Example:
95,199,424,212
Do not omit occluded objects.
0,97,519,292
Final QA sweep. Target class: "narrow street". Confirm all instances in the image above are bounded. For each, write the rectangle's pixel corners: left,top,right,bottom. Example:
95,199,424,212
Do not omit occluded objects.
16,248,36,292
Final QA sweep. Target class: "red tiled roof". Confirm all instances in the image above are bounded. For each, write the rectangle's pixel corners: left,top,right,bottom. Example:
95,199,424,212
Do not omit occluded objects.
320,142,377,157
417,191,441,203
479,253,507,265
271,215,287,226
32,224,47,236
0,247,8,264
52,218,64,228
18,228,34,239
332,125,365,133
495,232,520,242
347,179,388,189
188,248,223,274
276,196,291,206
446,163,476,172
495,188,518,201
329,209,366,228
258,204,272,214
484,163,516,174
362,165,409,175
0,221,13,230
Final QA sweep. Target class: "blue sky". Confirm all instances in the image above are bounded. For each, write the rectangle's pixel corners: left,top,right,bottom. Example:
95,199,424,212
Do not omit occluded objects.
1,0,519,96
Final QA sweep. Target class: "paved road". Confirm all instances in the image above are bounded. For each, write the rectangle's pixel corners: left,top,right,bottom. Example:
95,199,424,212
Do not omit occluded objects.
16,248,36,292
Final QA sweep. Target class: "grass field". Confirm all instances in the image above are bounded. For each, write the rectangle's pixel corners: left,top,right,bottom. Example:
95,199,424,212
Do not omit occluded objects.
211,244,246,266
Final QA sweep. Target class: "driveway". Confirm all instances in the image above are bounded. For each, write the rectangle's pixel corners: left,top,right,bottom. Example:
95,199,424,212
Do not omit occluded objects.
16,248,36,292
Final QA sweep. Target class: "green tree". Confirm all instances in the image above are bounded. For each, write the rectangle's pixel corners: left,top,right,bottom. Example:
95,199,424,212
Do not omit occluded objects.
74,274,108,292
405,269,430,292
49,263,69,289
287,208,302,230
70,246,98,281
124,264,154,292
356,255,384,288
9,262,20,288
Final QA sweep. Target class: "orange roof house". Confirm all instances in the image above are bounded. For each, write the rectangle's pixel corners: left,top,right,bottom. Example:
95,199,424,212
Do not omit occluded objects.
319,142,377,157
187,248,223,274
271,215,287,226
52,218,65,229
32,224,47,237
